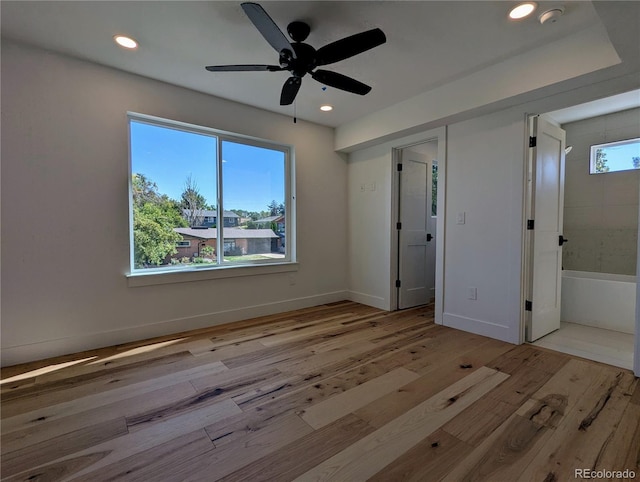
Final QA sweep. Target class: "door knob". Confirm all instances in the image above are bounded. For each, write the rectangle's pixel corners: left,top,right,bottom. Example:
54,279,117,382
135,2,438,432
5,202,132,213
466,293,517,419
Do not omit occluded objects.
427,233,433,242
559,235,569,246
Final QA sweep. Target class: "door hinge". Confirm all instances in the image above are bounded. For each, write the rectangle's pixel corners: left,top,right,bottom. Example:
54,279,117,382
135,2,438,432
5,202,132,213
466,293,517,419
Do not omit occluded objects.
397,163,403,171
396,280,401,288
529,136,537,148
527,219,535,230
525,300,532,311
397,222,402,230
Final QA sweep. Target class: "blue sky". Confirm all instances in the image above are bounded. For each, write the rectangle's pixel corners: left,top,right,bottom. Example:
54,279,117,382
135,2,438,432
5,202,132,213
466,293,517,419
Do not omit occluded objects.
130,121,285,212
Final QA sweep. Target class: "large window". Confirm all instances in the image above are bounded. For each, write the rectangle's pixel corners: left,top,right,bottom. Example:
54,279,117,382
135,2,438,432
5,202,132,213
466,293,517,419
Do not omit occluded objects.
128,113,293,274
590,137,640,174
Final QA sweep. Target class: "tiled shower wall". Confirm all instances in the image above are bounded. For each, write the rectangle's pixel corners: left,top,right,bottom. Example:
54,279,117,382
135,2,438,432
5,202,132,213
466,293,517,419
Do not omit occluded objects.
562,108,639,276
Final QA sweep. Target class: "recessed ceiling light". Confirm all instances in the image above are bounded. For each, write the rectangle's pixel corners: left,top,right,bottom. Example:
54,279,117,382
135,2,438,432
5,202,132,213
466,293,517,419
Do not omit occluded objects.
320,105,333,112
114,35,138,49
509,2,537,20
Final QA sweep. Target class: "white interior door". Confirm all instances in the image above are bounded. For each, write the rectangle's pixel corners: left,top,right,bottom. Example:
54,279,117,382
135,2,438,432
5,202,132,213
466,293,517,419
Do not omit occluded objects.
527,116,566,341
398,147,436,309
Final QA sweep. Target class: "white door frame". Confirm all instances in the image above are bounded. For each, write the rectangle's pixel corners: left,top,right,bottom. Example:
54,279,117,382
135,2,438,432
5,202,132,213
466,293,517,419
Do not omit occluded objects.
390,126,447,324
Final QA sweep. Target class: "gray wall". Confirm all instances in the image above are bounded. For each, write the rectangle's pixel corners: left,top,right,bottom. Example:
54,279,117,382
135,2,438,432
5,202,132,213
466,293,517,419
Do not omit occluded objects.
562,108,640,275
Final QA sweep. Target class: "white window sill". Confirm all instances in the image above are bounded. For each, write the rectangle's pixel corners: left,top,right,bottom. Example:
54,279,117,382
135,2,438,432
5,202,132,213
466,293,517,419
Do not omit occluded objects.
127,262,299,287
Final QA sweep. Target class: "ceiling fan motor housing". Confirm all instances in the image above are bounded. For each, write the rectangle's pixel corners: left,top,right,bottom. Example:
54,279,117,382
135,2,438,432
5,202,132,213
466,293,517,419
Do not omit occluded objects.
282,42,318,77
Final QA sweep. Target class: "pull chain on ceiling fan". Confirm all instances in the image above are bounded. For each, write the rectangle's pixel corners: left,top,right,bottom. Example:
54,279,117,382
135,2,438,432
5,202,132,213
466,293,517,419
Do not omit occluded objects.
205,2,386,106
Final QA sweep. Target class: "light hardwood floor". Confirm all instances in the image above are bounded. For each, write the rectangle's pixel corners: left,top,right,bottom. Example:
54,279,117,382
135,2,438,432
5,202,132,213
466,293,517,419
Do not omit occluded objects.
1,301,639,481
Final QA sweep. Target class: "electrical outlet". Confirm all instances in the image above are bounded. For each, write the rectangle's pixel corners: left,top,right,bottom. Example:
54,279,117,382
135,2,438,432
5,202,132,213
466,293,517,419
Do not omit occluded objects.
457,212,466,225
360,183,366,192
370,181,376,191
467,287,477,300
289,274,296,286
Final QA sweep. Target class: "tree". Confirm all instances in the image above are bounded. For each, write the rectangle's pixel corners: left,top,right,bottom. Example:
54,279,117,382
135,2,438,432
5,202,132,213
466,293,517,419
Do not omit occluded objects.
595,149,609,173
632,156,640,169
181,175,208,227
133,203,183,267
132,173,187,268
267,200,285,216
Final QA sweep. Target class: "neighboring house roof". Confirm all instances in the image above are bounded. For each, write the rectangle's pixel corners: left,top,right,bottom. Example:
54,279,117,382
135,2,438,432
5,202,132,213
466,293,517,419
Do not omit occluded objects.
175,228,278,239
255,215,284,223
182,209,239,218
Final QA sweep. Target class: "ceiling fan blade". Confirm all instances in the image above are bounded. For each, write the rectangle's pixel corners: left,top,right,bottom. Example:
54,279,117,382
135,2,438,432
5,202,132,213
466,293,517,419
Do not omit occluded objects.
241,2,296,59
280,76,302,105
312,70,372,95
206,65,283,72
316,28,386,66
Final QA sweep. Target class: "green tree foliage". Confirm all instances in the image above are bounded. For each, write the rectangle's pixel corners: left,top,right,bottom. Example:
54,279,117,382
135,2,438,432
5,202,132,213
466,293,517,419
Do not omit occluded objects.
200,245,215,258
132,173,187,268
595,149,609,173
267,200,285,216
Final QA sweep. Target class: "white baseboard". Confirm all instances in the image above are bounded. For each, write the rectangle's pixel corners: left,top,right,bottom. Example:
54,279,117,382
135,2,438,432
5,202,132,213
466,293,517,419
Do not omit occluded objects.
1,291,349,367
442,312,519,345
347,291,389,311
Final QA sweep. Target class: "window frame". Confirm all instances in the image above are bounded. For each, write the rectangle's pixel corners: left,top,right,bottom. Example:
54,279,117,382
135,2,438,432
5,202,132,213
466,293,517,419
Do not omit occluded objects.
589,137,640,174
127,112,296,283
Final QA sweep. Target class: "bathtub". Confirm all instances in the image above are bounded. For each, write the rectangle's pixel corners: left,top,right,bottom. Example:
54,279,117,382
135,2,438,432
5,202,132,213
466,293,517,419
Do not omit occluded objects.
561,270,637,334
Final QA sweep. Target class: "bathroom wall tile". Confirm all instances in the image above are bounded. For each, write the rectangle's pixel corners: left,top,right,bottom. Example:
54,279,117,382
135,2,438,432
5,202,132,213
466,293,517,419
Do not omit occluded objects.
601,204,639,228
600,252,636,275
564,116,606,138
564,205,604,228
603,107,640,131
603,170,639,206
564,164,603,208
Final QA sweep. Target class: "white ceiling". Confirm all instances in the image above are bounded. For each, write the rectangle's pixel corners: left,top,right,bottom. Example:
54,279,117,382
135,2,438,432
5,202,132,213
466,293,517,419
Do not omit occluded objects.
4,0,626,128
546,89,640,125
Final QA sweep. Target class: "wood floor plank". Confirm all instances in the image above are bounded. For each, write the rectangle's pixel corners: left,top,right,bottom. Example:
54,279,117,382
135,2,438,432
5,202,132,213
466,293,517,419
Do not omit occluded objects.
2,302,636,481
440,359,617,481
1,351,192,403
440,364,557,447
354,337,513,429
185,414,314,481
2,417,129,479
1,361,227,431
1,381,196,455
294,367,509,481
70,429,215,482
300,367,420,429
368,428,473,482
1,355,227,418
219,414,375,482
516,371,637,482
26,398,242,481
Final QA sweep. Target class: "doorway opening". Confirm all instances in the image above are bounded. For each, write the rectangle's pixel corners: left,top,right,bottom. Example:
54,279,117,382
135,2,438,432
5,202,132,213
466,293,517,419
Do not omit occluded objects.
525,95,639,371
391,128,446,322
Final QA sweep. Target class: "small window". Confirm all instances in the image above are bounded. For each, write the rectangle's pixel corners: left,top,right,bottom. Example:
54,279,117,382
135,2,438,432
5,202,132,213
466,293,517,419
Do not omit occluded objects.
176,241,191,248
590,138,640,174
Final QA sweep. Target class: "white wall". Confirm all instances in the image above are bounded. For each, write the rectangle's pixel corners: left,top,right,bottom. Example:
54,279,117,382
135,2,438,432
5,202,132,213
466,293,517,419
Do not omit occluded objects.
347,143,393,310
1,41,348,366
347,109,526,343
442,110,525,344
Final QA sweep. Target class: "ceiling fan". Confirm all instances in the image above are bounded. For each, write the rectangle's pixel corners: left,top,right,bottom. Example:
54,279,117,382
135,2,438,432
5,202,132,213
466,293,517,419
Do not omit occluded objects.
205,2,386,105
